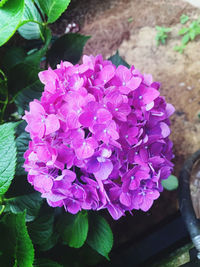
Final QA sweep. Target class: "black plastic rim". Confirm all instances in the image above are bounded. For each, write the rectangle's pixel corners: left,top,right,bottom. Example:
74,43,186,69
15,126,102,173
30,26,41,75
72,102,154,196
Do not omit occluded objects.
179,150,200,240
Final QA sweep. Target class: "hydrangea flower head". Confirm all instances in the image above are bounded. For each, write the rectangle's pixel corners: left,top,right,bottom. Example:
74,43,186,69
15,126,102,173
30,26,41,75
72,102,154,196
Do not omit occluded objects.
23,55,175,220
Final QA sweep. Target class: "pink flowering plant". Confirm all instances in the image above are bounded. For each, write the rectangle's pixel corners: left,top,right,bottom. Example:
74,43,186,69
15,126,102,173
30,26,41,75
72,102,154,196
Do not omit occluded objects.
0,1,176,265
23,54,175,220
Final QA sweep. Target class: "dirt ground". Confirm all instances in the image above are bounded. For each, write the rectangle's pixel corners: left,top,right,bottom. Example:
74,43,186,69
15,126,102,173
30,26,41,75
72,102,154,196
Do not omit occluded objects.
52,0,200,246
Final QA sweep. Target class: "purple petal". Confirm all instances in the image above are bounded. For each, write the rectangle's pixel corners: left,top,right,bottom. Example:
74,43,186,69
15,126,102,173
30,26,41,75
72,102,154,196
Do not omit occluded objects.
107,203,124,220
94,160,113,180
65,199,81,214
160,122,170,138
120,192,131,206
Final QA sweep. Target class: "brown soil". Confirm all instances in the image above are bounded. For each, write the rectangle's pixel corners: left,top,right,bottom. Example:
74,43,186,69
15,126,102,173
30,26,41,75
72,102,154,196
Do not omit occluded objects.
52,0,200,245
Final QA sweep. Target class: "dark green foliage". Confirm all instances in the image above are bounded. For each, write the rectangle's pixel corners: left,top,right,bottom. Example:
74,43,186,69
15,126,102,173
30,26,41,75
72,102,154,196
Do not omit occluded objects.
57,211,89,248
34,258,64,267
0,123,18,195
109,51,130,68
0,212,34,267
87,214,113,260
47,33,90,68
5,192,43,222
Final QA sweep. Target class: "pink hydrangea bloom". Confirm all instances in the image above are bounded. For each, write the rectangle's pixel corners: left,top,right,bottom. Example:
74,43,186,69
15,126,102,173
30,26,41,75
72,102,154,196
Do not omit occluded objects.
23,54,175,220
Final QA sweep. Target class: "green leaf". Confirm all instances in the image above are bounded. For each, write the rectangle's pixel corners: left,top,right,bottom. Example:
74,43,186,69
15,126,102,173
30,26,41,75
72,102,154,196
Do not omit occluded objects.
28,210,55,247
5,192,43,222
189,29,196,40
18,20,41,41
155,26,171,46
161,35,167,44
77,244,103,266
178,27,189,35
0,0,8,8
174,44,186,53
156,26,171,33
0,0,25,47
47,33,90,68
0,212,34,267
8,63,40,95
0,123,17,196
18,0,43,40
2,28,51,74
0,218,15,266
194,25,200,35
161,175,179,191
34,258,63,267
58,211,89,248
156,26,162,31
14,80,43,115
190,21,197,29
181,33,190,45
7,30,50,97
109,51,130,68
9,212,34,266
180,14,189,24
39,233,59,251
1,47,26,74
87,214,113,260
16,131,30,175
162,27,171,33
38,0,71,23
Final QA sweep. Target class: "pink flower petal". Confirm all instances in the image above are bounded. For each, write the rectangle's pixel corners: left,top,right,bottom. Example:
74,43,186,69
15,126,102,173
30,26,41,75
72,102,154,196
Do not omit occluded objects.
116,65,131,81
97,65,115,83
126,76,142,90
97,109,112,123
45,114,60,135
29,101,45,115
79,111,95,127
34,175,53,193
142,87,160,104
75,137,98,159
38,68,58,93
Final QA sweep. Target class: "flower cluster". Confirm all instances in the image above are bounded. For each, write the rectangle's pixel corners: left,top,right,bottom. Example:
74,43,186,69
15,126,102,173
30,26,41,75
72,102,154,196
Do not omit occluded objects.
23,55,174,220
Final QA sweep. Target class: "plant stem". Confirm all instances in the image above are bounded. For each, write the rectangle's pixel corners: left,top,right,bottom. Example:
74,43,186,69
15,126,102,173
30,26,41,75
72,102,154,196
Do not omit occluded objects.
0,69,6,81
0,87,8,123
0,69,8,123
0,205,5,216
0,195,5,215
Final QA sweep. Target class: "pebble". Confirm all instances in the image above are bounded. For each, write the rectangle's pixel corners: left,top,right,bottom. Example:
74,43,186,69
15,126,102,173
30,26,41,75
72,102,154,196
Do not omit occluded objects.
179,82,185,87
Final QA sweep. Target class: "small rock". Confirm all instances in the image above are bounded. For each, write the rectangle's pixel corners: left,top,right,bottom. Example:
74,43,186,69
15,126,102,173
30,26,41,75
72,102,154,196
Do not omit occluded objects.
179,82,185,87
